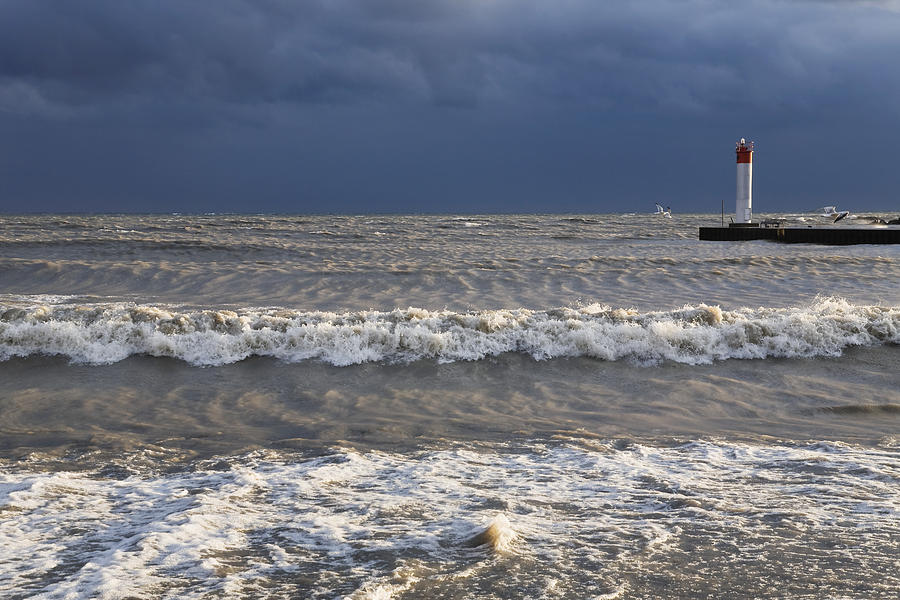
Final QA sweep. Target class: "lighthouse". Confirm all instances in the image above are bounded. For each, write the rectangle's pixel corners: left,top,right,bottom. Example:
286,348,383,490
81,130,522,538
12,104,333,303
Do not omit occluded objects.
735,138,753,223
700,136,900,242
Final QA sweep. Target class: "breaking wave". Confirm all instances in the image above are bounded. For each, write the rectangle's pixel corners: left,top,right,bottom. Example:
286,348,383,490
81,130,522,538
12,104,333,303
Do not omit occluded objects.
0,296,897,367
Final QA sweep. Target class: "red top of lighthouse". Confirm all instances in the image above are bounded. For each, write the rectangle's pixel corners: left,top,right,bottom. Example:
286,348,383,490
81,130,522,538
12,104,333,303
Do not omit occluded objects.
736,138,753,164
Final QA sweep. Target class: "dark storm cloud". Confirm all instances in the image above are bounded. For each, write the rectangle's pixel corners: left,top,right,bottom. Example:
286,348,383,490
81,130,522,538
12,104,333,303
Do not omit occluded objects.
2,1,900,213
2,0,899,116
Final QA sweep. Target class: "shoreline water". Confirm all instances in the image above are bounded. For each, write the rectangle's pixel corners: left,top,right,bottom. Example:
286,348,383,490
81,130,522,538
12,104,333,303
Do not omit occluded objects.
1,213,898,598
2,345,898,468
3,436,899,599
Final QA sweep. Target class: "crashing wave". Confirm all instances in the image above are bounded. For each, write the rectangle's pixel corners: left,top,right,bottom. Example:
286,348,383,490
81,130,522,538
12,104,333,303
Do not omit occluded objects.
0,297,896,367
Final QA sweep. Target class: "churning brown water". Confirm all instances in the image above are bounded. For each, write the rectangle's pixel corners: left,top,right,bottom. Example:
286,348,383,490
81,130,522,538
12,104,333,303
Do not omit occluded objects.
1,213,899,599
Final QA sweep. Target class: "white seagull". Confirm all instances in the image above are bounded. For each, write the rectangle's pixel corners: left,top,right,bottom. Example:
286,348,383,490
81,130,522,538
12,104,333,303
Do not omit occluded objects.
816,206,851,222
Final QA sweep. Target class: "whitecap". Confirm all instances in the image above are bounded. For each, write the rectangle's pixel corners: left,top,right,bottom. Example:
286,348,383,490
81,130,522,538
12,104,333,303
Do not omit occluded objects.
0,296,896,367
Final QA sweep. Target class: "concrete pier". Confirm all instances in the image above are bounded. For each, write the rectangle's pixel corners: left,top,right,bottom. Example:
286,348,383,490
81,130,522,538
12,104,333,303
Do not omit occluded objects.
699,224,900,245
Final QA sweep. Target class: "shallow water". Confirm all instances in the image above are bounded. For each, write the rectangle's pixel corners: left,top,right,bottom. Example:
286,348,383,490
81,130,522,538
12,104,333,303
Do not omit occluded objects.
1,213,899,599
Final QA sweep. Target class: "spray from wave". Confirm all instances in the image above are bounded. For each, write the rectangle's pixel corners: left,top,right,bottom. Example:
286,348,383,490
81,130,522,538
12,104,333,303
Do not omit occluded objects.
0,296,896,367
465,514,517,553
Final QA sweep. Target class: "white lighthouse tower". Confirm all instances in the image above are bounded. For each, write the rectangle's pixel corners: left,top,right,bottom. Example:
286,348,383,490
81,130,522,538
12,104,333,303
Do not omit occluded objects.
735,138,753,223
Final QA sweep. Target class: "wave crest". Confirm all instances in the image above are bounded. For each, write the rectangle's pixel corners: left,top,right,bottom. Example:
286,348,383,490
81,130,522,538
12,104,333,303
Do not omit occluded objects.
0,297,896,367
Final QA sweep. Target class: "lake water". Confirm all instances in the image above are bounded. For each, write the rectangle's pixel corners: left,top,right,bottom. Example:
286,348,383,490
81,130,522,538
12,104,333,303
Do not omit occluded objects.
1,213,898,599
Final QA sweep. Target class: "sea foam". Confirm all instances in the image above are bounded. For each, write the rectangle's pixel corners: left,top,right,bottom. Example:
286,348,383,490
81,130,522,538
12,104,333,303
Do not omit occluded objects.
2,441,899,599
0,296,896,367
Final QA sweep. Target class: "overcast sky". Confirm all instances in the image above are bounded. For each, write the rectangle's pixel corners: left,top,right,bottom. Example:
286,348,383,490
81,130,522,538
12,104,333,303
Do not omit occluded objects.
1,0,899,214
